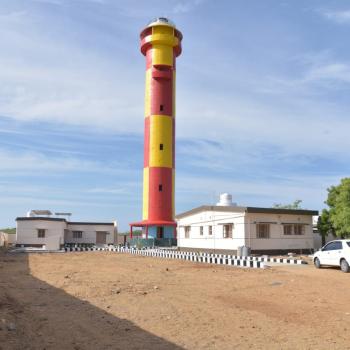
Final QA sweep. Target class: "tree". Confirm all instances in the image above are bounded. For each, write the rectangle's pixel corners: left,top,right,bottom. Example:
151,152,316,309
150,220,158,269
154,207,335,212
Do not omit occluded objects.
0,228,16,234
325,178,350,238
317,209,334,246
272,199,303,209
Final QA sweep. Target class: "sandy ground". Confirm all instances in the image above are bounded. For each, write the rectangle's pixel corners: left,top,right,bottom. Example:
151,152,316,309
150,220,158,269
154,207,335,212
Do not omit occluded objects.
0,250,350,350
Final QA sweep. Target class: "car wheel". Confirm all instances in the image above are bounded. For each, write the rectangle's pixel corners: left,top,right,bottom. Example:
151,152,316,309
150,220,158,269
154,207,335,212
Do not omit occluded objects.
314,257,321,269
340,259,350,273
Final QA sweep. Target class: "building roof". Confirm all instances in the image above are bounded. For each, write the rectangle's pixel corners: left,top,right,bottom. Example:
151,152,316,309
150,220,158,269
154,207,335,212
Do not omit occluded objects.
16,217,114,225
68,222,114,226
175,205,318,219
16,217,66,222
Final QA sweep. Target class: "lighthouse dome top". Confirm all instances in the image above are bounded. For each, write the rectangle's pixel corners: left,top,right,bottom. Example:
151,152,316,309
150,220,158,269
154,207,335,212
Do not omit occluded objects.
147,17,176,28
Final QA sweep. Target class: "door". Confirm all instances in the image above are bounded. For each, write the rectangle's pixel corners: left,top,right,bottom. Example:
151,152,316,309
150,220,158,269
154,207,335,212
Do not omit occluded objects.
328,241,343,266
96,231,107,245
320,241,343,265
157,226,164,239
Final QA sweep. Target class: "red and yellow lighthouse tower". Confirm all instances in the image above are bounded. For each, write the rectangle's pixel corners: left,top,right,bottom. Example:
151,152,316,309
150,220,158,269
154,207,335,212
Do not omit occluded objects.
130,18,182,239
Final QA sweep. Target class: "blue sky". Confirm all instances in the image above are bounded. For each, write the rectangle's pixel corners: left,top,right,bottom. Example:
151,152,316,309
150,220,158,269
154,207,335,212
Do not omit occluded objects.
1,0,350,231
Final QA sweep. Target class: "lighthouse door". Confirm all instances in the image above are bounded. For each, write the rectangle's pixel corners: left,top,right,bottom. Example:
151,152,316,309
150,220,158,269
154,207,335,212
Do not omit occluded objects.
157,226,164,238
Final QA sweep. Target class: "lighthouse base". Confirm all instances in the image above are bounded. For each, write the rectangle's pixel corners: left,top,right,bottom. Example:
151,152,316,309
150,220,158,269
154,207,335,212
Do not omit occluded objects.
128,220,177,248
129,220,177,239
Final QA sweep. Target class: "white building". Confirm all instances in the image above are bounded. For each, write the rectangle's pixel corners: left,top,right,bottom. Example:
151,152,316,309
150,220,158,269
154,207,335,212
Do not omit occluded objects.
16,211,117,250
176,196,318,254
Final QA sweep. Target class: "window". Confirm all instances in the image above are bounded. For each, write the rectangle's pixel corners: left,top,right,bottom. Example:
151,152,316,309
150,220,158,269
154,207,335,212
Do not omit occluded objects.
347,242,350,248
37,229,46,238
257,224,270,239
73,231,83,239
223,224,233,238
283,224,293,235
208,226,212,235
159,184,163,191
323,241,342,251
283,224,305,235
335,241,343,250
159,143,163,150
160,104,164,111
185,226,190,238
294,224,304,235
200,226,203,236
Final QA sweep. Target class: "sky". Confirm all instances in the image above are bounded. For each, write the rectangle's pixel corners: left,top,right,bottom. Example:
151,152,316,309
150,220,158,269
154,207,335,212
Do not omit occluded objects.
1,0,350,231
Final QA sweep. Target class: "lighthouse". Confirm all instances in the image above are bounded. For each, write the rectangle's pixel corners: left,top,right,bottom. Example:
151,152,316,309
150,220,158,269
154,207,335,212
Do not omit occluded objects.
130,17,182,240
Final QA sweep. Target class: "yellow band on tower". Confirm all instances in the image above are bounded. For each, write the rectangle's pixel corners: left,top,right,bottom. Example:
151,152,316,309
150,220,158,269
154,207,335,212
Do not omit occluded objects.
149,115,173,168
144,68,151,117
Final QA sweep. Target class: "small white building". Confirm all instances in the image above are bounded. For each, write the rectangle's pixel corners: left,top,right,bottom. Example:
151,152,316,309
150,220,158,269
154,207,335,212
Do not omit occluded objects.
176,195,318,254
16,210,117,250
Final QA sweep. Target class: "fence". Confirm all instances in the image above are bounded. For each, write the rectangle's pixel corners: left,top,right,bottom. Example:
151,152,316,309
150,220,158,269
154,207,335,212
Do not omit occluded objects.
64,245,265,269
64,244,308,266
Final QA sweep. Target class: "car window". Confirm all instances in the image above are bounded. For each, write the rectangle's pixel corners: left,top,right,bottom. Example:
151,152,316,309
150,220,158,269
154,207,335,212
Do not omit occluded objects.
323,241,342,251
323,242,334,251
323,243,330,251
334,241,343,250
347,242,350,248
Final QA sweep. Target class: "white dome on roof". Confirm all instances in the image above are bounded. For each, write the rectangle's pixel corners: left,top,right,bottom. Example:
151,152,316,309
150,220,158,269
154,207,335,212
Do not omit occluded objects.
216,193,237,207
147,17,176,28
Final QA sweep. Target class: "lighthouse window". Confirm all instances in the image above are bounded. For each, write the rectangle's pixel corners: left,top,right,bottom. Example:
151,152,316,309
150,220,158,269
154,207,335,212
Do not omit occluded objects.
160,104,164,111
158,184,163,192
159,143,163,150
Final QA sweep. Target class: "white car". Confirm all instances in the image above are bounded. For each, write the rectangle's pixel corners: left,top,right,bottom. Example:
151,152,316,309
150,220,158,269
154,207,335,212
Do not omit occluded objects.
313,240,350,273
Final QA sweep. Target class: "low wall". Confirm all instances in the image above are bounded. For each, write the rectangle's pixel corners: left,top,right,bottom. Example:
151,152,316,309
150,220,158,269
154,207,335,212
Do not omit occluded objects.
64,246,307,266
64,246,265,269
179,246,313,255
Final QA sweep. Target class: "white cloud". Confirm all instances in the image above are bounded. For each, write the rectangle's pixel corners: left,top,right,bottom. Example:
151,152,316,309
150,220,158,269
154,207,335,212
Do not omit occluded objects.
176,82,350,159
86,185,140,195
0,10,26,21
30,0,64,5
254,57,350,97
1,1,350,171
0,195,114,208
322,9,350,24
173,0,204,14
0,5,144,132
176,172,344,211
305,63,350,83
0,149,131,175
30,0,106,5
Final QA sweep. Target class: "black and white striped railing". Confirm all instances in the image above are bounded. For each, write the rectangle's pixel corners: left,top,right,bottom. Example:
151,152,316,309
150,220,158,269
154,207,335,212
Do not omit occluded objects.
142,250,306,265
184,252,307,265
252,256,307,265
124,248,264,268
64,246,307,266
146,249,307,265
64,246,265,269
